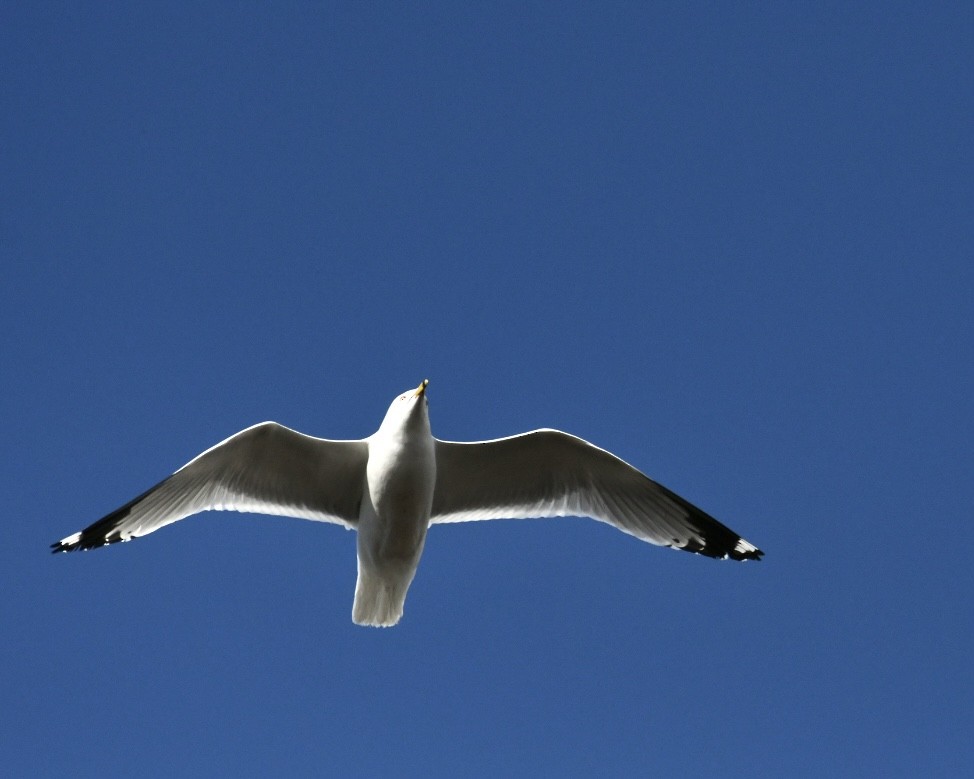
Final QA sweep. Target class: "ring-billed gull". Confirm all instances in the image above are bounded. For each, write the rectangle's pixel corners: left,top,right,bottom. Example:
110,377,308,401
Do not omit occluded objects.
52,380,763,626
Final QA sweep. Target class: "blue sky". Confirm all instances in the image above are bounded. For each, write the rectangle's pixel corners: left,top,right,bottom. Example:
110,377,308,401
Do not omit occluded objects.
3,2,971,775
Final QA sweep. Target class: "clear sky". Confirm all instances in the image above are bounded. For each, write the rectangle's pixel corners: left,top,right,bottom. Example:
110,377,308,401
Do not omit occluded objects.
3,3,971,776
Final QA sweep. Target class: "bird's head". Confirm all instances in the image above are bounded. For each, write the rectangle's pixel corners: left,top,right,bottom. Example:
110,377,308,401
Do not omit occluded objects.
377,379,431,436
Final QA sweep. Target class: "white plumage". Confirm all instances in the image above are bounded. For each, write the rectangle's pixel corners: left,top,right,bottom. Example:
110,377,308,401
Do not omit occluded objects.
52,380,762,626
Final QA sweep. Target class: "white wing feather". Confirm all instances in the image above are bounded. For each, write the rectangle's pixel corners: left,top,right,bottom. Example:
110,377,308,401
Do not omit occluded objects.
52,422,368,551
431,429,761,561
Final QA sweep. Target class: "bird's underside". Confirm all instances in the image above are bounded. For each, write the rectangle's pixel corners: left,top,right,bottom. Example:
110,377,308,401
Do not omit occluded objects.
52,381,763,626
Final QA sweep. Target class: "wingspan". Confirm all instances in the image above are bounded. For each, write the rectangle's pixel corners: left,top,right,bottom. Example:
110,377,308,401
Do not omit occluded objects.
52,422,368,552
430,429,762,561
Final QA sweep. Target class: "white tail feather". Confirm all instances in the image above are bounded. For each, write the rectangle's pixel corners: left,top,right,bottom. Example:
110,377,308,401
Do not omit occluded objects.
352,564,413,627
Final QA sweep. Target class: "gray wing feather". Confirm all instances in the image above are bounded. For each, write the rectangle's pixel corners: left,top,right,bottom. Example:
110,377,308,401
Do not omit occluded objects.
430,429,762,561
52,422,367,552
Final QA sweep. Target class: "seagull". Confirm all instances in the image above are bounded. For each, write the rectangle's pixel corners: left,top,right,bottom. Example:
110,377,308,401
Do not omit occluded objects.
52,380,763,626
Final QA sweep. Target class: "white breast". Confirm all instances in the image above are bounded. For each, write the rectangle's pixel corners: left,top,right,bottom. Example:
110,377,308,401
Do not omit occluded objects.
366,434,436,523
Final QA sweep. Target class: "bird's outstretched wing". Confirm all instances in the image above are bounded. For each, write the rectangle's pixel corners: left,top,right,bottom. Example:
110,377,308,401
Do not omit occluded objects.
430,429,762,561
52,422,368,552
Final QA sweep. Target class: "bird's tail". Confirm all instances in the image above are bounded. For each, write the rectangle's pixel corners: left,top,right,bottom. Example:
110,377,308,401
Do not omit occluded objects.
352,562,413,627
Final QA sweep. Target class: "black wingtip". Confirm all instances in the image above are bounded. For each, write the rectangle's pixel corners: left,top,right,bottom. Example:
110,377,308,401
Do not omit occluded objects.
730,544,764,562
677,535,764,562
49,476,171,555
51,535,86,554
656,481,765,562
51,532,126,554
721,537,764,562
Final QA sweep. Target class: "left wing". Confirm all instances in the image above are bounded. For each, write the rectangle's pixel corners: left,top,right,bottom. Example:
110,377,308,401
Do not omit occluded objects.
430,430,762,561
52,422,368,552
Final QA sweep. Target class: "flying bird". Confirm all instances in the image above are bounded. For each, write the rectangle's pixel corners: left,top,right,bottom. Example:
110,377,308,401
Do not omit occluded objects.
52,380,763,626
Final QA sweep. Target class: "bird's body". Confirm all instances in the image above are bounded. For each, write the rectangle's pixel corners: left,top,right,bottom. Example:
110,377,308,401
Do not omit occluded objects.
53,380,763,626
355,384,436,625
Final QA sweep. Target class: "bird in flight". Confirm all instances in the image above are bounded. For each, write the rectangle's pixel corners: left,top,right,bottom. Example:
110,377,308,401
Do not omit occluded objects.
52,380,763,626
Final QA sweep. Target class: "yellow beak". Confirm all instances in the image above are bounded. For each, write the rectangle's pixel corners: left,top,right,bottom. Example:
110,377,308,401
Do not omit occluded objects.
415,378,429,397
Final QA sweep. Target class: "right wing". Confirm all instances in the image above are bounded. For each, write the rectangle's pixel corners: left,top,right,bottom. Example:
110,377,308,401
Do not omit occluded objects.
52,422,368,552
431,429,762,561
